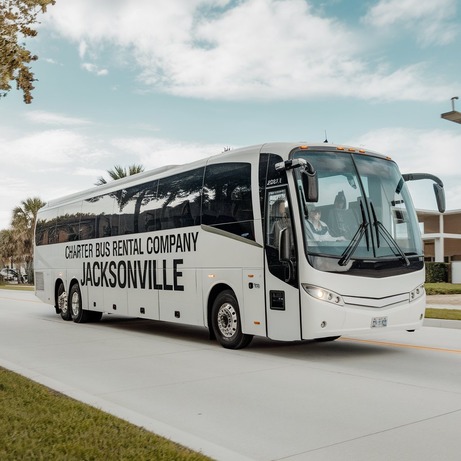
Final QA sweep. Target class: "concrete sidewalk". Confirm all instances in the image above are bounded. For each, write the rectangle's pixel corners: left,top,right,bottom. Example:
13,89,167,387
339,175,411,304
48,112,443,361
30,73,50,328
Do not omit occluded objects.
426,294,461,310
424,294,461,329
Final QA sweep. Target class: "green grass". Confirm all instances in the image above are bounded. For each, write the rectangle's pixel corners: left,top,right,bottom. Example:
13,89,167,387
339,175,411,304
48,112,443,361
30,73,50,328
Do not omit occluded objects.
0,368,212,461
425,308,461,321
425,283,461,295
0,283,34,291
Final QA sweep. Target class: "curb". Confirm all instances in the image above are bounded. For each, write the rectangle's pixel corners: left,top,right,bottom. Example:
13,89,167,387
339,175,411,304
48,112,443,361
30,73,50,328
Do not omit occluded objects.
423,318,461,330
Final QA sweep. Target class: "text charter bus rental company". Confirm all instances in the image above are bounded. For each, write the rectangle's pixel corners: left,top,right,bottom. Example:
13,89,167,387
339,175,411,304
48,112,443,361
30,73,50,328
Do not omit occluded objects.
34,142,445,349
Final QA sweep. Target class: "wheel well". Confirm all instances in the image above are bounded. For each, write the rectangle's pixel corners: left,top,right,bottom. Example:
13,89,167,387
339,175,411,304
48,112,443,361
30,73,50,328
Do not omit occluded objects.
207,283,234,339
54,278,65,310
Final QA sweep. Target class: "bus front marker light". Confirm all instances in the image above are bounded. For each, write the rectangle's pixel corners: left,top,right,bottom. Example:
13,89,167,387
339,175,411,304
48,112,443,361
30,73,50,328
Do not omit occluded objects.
303,284,344,306
409,284,425,303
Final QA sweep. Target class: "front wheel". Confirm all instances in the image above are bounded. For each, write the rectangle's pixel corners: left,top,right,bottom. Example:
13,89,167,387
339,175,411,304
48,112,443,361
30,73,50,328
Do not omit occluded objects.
69,283,91,323
211,290,253,349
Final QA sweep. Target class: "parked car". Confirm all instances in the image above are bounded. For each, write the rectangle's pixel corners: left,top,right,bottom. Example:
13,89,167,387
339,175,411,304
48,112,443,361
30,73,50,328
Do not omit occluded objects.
0,268,19,281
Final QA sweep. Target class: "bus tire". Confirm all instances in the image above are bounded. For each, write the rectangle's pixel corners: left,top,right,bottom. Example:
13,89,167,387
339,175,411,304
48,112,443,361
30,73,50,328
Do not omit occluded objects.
57,282,71,321
69,283,91,323
211,290,253,349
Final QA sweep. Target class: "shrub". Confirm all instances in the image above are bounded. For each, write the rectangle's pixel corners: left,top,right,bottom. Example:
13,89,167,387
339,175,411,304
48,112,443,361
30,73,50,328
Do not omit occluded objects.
425,262,450,283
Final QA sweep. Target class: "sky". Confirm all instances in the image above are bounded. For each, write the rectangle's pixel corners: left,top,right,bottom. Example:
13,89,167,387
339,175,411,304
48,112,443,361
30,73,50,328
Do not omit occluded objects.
1,0,461,230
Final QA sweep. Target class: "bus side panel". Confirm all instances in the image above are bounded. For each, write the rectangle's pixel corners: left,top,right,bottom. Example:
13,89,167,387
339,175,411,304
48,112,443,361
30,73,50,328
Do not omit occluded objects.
264,271,302,341
83,282,104,313
35,270,53,305
158,261,201,325
104,286,129,316
127,286,159,320
241,269,266,336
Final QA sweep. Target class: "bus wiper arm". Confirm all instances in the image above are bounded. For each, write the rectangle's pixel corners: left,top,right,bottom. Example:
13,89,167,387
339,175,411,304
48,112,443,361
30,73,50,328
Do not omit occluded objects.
338,201,369,267
370,202,410,266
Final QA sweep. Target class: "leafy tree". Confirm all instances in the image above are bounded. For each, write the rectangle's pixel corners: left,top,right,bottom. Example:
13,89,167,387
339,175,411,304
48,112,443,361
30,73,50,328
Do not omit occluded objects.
0,228,17,278
0,0,55,103
11,196,46,283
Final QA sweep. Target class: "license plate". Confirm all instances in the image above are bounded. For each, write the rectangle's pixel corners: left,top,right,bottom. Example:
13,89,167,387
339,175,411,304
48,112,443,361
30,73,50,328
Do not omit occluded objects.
371,316,388,328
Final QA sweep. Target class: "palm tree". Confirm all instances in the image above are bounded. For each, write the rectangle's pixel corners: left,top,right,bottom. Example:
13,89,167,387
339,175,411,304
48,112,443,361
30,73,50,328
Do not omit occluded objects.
95,164,145,186
11,197,46,283
95,164,145,219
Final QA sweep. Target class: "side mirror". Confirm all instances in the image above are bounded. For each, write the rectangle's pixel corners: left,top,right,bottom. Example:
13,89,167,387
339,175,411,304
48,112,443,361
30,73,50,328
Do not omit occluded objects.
433,183,446,213
279,227,295,283
279,227,291,263
403,173,445,213
301,169,318,203
275,158,318,203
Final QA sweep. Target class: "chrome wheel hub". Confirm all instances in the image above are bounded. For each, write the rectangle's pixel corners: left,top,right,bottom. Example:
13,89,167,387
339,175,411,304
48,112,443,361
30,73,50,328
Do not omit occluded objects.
217,303,237,338
71,291,80,317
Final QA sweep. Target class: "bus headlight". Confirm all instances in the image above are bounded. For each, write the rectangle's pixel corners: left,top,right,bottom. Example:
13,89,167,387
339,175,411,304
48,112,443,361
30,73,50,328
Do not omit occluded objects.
302,284,344,306
409,284,425,303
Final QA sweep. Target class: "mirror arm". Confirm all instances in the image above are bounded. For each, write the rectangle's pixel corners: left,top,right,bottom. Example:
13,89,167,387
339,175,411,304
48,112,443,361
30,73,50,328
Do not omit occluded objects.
403,173,445,213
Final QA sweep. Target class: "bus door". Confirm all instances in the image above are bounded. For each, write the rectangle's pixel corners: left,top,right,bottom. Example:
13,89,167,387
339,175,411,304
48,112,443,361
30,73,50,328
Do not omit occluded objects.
264,188,302,341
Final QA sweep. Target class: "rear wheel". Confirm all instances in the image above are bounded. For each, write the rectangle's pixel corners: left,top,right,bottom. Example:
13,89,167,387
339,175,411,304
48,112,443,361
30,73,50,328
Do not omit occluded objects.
69,283,91,323
211,290,253,349
57,282,71,321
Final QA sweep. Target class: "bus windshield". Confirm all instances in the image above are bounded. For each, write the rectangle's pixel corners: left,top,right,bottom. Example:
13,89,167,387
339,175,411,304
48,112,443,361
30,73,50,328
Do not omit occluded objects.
293,150,423,275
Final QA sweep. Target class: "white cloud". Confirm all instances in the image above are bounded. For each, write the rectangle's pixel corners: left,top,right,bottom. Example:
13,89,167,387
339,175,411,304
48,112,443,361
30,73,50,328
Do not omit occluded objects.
353,127,461,177
43,0,456,102
0,129,105,168
82,63,108,76
79,40,87,59
363,0,458,46
25,111,90,126
110,136,224,169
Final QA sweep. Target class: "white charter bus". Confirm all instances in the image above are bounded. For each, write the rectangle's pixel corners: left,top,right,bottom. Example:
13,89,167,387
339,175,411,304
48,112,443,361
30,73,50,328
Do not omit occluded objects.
34,142,445,349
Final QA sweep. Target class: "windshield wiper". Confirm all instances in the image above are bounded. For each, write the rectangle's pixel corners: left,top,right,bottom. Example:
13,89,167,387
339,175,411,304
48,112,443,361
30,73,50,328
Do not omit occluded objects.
338,201,369,266
370,202,410,266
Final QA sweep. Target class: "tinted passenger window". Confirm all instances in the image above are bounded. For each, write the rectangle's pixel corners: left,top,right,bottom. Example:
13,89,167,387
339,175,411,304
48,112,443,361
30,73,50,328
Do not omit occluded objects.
112,184,145,235
202,163,254,240
56,202,82,243
156,168,204,230
35,208,58,246
137,180,159,232
259,153,286,222
81,194,115,239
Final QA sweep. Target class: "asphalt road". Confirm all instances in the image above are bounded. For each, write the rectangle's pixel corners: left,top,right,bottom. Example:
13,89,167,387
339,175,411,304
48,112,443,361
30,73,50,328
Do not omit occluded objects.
1,289,461,461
